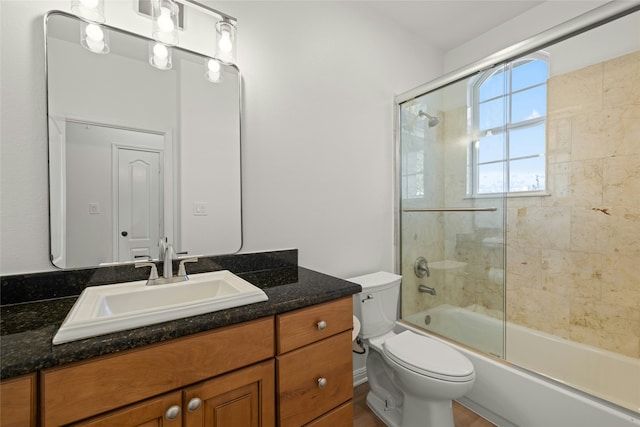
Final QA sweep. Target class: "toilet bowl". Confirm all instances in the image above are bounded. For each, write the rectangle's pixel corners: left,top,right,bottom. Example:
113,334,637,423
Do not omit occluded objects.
349,272,476,427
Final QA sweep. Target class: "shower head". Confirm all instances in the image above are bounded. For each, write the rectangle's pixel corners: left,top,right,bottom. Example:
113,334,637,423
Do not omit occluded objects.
418,110,440,127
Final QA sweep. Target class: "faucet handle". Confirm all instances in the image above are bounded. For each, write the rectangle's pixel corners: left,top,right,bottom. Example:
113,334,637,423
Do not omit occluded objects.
135,261,159,281
177,257,198,278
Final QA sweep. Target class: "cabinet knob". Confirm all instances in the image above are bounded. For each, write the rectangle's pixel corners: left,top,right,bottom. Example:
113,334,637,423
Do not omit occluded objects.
317,320,327,331
165,405,181,420
188,397,202,412
317,377,327,388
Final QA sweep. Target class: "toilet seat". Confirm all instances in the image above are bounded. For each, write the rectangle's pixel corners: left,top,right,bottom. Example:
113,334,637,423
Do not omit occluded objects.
383,331,475,382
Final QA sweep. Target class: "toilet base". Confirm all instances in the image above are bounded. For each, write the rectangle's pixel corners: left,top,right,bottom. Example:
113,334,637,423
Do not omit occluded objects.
366,390,401,427
366,390,455,427
402,393,455,427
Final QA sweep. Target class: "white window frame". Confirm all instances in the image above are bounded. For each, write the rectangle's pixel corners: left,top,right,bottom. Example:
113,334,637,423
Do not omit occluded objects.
468,52,549,196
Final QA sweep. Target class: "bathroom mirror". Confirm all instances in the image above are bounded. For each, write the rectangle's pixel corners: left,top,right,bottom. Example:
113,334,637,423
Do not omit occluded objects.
46,12,242,269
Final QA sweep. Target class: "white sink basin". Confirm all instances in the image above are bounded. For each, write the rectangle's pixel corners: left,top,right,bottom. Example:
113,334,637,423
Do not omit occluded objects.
53,270,268,345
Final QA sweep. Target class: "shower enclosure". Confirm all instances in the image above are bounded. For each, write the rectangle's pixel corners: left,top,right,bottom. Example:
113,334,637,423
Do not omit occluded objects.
397,4,639,414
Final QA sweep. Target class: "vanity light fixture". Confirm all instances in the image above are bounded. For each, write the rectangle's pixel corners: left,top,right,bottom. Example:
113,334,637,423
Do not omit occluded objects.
151,0,179,46
71,0,105,23
204,58,223,83
149,41,172,70
80,22,110,54
214,19,236,65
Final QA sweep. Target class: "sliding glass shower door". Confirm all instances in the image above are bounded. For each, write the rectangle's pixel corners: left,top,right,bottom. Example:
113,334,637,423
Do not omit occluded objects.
398,69,510,358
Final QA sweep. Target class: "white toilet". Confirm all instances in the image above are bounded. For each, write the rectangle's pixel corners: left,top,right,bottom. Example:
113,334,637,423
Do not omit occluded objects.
349,271,475,427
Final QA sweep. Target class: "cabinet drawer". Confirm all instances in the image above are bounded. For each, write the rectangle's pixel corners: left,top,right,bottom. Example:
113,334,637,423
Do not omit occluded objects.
41,317,274,427
277,331,353,427
276,297,352,354
304,401,353,427
70,391,182,427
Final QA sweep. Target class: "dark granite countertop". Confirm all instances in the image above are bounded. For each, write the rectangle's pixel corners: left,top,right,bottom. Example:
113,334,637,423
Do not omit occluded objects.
0,266,361,379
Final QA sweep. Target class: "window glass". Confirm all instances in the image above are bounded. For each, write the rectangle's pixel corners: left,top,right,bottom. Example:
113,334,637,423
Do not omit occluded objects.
479,98,506,131
511,85,546,122
479,70,508,101
472,53,547,196
509,157,545,192
509,124,545,158
478,162,506,194
512,60,547,91
478,134,505,163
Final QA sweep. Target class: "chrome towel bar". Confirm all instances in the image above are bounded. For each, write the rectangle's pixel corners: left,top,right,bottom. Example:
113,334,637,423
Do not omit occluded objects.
402,207,498,212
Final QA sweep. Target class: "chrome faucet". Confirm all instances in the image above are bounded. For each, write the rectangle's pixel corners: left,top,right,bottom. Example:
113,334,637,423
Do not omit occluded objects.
418,284,437,295
135,260,159,286
163,243,175,279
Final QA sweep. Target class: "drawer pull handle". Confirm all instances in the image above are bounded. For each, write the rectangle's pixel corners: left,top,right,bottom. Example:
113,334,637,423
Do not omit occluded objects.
317,320,327,331
317,377,328,388
188,397,202,412
166,405,181,420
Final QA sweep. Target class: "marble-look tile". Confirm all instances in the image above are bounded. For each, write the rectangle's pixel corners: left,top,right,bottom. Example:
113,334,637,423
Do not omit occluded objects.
601,253,640,310
547,62,603,118
571,110,613,161
541,250,603,298
515,206,571,250
603,155,640,209
546,117,573,164
570,207,639,255
603,50,640,107
545,161,572,205
606,105,640,158
569,159,603,207
569,298,640,358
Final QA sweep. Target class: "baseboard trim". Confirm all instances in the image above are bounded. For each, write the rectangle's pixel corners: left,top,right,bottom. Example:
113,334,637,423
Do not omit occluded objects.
353,367,367,387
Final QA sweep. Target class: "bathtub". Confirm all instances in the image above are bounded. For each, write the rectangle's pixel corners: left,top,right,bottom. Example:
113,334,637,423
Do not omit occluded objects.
401,305,640,427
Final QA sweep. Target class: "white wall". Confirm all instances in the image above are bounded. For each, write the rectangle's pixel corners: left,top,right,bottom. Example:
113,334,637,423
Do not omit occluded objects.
0,1,441,276
443,1,611,73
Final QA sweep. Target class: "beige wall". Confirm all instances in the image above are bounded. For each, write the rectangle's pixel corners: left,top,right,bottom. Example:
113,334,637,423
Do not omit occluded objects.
507,50,640,358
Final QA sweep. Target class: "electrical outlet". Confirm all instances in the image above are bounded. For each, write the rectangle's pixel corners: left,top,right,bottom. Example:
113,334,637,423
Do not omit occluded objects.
193,202,208,216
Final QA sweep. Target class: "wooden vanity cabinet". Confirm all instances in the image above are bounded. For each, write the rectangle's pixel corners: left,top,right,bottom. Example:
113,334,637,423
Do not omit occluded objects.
40,317,275,427
0,373,37,427
2,295,356,427
72,360,275,427
276,297,354,427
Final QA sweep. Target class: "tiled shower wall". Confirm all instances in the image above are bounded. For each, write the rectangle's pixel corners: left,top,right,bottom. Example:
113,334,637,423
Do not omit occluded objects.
506,50,640,358
402,51,639,359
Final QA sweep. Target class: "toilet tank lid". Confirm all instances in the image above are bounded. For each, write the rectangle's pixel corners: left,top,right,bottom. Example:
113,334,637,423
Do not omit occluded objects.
347,271,402,290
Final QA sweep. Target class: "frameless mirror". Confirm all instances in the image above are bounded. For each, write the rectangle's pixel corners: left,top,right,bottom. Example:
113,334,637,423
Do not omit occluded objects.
46,12,242,269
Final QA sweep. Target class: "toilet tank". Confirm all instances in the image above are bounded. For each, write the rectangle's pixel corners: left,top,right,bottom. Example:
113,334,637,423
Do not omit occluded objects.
348,272,402,339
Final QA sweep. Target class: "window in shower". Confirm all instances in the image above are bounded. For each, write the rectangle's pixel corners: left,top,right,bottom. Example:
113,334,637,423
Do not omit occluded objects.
469,52,548,195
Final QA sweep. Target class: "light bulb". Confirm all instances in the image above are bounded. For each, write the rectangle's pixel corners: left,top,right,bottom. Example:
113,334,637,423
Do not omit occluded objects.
85,23,104,42
218,31,233,53
157,7,175,33
207,59,221,73
206,71,222,83
153,43,169,59
79,0,99,8
86,38,105,53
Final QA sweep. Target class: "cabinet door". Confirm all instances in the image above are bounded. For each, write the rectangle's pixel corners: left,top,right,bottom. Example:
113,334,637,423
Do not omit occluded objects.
183,360,275,427
71,391,182,427
0,374,36,427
